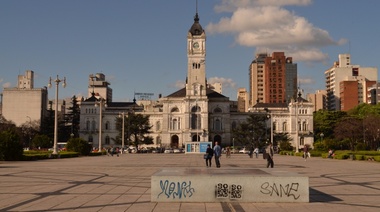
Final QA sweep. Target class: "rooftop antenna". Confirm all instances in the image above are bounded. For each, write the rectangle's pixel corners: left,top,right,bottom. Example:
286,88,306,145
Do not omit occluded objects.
348,40,351,54
196,0,198,13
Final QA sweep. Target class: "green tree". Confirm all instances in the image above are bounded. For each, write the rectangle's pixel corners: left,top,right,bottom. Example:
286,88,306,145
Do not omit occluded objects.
314,110,347,141
0,129,23,161
31,134,51,149
232,113,268,148
334,116,362,150
275,132,293,151
66,137,91,155
66,95,80,138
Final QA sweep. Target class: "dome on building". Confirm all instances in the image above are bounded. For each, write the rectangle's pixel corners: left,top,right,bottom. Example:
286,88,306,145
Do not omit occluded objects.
189,13,204,36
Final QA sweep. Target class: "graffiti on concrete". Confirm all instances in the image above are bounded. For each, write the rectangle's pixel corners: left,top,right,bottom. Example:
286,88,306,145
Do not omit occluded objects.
216,183,243,199
260,182,300,200
157,180,195,199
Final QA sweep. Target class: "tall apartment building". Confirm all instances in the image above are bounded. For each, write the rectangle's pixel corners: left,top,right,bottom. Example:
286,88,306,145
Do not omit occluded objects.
325,54,378,110
237,88,249,112
1,70,48,127
307,90,327,111
249,52,297,107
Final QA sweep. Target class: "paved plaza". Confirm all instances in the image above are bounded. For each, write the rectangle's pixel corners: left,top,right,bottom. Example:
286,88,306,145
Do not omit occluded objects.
0,153,379,212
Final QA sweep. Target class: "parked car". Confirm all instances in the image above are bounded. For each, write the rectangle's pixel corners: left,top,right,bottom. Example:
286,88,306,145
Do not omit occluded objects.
164,148,174,153
173,148,183,153
239,148,249,154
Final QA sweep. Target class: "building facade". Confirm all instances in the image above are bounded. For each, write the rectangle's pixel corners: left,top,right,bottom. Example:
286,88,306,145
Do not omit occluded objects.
325,53,378,110
77,11,314,152
249,52,297,106
1,70,48,127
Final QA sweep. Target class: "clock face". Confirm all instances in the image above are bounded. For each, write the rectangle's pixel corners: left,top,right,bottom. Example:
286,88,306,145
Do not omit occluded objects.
193,42,199,49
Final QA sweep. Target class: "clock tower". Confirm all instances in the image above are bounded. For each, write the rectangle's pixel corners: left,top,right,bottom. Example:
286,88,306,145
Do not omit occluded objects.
186,12,206,97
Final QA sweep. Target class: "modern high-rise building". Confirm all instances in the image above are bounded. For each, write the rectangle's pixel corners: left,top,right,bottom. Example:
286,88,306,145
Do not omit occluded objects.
368,82,380,105
249,52,297,107
88,73,113,101
237,88,249,112
325,54,378,110
307,90,327,111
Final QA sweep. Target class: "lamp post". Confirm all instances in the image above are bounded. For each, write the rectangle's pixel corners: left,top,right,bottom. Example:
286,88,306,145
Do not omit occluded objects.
48,75,66,155
119,112,125,152
26,116,32,148
320,132,324,142
95,97,106,152
295,100,299,153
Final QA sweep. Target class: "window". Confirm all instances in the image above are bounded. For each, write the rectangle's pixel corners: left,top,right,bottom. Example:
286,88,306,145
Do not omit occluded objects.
105,136,110,145
92,120,96,131
282,122,287,131
214,118,221,131
156,121,161,131
105,121,110,130
86,120,90,130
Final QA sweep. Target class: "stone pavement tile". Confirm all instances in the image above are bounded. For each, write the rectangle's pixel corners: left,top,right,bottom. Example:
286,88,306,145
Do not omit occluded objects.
152,202,181,212
205,202,231,212
178,203,206,212
0,194,38,211
125,202,156,212
49,194,94,211
10,194,72,211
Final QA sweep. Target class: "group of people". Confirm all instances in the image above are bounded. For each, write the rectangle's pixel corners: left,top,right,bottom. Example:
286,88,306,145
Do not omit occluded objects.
204,142,275,168
205,142,222,168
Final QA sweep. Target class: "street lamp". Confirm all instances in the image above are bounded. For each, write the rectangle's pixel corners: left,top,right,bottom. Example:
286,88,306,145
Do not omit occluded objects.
119,112,126,152
295,100,299,153
48,75,66,155
95,97,106,152
320,132,324,142
26,116,32,148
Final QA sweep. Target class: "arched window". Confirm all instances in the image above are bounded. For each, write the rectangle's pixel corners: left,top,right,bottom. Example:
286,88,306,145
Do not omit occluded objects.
171,107,179,113
302,122,307,131
91,120,96,131
300,137,304,146
105,136,110,145
88,135,93,143
282,122,287,131
86,120,90,130
214,118,221,131
156,136,161,146
191,106,201,129
231,121,237,130
213,107,222,113
156,121,161,131
273,122,277,131
105,121,110,130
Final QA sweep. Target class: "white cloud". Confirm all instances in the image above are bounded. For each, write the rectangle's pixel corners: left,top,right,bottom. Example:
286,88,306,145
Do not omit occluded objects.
2,82,11,88
207,0,345,63
208,77,236,89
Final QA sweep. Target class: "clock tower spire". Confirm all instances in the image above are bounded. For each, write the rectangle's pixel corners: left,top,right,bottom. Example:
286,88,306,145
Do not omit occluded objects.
186,6,206,97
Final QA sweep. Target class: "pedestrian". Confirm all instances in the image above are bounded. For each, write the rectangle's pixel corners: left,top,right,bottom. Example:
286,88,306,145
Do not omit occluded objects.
205,144,213,167
213,141,222,168
254,147,259,158
303,145,309,161
226,146,231,158
266,143,274,168
249,146,254,158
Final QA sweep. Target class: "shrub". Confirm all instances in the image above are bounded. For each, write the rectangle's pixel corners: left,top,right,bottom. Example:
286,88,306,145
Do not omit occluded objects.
0,129,23,161
66,138,91,155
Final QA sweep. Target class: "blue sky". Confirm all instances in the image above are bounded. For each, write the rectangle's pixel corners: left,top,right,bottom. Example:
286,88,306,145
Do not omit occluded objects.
1,0,379,101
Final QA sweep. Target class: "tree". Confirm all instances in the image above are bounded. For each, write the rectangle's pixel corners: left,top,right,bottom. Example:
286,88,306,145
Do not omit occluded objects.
334,116,362,150
274,132,293,151
66,95,80,138
116,113,153,149
0,128,23,161
314,110,347,141
66,137,91,155
31,134,51,149
232,113,268,148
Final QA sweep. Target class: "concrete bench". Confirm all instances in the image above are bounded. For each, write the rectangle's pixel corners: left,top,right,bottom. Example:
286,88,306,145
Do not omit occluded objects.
151,168,309,203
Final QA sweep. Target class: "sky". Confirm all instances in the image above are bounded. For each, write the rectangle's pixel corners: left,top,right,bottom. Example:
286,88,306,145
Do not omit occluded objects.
1,0,379,102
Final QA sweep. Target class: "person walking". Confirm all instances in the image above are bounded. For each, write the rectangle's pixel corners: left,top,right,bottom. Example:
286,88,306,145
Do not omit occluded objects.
266,143,274,168
254,147,259,158
213,141,222,168
303,145,309,161
205,144,213,167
